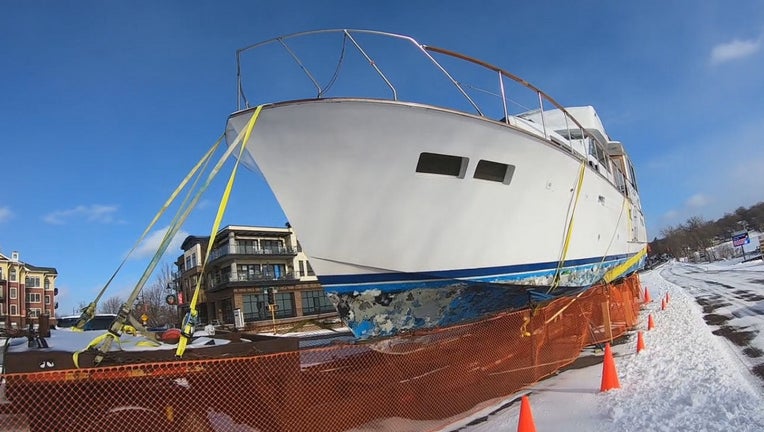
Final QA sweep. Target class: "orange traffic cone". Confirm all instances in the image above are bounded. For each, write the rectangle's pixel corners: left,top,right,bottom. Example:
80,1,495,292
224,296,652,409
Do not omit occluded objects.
661,298,666,311
636,331,645,353
517,395,537,432
600,343,621,392
644,287,652,303
647,314,655,330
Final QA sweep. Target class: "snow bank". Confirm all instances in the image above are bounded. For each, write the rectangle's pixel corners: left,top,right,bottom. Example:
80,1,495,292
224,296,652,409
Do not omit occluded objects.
458,264,764,432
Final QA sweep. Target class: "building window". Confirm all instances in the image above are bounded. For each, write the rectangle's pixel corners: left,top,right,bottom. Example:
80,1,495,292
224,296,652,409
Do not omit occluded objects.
260,240,283,254
25,277,41,288
242,293,267,322
191,252,197,268
237,240,257,254
273,292,296,319
262,264,286,279
301,290,335,315
185,256,192,271
28,308,41,318
26,293,42,303
237,264,260,281
0,268,3,280
44,278,50,290
306,261,315,276
221,298,234,324
298,260,306,277
45,295,51,305
0,304,4,316
10,287,17,299
10,305,17,316
416,152,468,178
10,268,16,282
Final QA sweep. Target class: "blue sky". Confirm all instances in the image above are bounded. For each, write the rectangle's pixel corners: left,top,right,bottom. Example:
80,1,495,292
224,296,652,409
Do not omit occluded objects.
2,1,763,315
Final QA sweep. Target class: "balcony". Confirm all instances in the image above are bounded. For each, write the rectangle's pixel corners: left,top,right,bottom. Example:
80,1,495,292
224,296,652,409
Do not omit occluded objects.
208,244,297,263
208,271,297,291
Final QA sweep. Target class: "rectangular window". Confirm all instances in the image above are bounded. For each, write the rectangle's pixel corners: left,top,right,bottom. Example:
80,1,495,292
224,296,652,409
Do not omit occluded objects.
273,292,296,319
25,277,41,287
10,268,16,282
185,256,192,271
10,305,17,316
298,261,306,277
260,240,283,254
588,140,611,173
191,253,197,268
416,152,468,178
262,264,286,279
301,290,335,315
26,293,41,303
10,287,17,299
242,293,267,322
221,298,234,324
237,240,257,254
474,160,516,184
29,308,41,318
628,160,639,191
44,278,50,290
237,264,260,281
45,295,51,305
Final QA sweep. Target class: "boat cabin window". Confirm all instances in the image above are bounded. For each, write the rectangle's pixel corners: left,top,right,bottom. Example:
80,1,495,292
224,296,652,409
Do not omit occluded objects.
628,160,639,191
474,160,515,185
416,152,468,178
588,140,611,173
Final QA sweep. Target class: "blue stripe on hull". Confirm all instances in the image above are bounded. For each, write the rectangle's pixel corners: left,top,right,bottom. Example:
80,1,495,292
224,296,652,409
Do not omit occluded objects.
319,253,631,288
321,254,641,339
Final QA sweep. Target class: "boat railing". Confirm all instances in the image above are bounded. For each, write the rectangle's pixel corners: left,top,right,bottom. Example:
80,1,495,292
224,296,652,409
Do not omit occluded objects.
236,29,635,198
237,30,596,149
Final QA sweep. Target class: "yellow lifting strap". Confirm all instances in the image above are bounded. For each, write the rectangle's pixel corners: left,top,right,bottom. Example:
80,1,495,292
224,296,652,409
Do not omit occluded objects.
175,105,264,358
74,137,223,331
548,158,586,293
72,332,123,368
603,246,648,284
82,111,266,366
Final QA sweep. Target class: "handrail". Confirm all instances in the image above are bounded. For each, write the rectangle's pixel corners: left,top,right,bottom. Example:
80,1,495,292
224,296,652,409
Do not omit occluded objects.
236,29,596,142
235,29,633,188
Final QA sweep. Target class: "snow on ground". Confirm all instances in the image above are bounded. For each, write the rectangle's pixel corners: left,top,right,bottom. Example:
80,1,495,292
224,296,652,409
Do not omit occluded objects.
453,260,764,432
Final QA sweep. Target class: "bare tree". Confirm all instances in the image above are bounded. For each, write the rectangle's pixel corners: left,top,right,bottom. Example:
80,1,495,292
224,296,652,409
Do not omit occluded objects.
99,295,124,314
134,262,179,328
72,300,89,315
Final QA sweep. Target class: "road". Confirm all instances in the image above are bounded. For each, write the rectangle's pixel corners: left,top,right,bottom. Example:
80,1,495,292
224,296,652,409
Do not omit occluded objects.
659,259,764,381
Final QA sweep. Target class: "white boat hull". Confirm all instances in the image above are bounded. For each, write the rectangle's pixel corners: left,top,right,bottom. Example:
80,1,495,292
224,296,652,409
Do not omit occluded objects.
226,99,647,338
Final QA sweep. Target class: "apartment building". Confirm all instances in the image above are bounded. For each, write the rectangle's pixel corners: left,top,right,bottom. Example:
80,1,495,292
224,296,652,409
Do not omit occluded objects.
173,225,336,331
0,251,58,329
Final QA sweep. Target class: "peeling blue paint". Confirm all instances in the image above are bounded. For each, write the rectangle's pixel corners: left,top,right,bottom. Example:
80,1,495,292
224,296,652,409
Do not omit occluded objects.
325,254,642,339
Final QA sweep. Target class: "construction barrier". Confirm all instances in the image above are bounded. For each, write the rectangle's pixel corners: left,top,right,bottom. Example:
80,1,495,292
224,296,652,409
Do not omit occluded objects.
0,274,642,432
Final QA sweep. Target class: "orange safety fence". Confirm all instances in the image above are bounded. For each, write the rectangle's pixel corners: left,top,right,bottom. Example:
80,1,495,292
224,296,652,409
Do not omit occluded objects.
0,274,643,432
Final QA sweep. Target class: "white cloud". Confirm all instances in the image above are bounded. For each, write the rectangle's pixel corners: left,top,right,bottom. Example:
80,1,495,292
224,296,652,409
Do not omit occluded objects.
43,204,120,225
0,206,12,223
132,226,189,259
710,38,760,65
685,193,709,208
662,209,679,221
